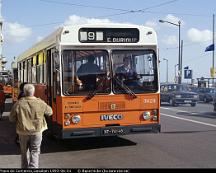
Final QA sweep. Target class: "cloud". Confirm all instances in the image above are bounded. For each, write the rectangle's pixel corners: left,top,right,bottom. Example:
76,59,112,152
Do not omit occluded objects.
187,28,212,43
145,20,157,28
64,15,115,26
162,35,178,45
5,22,32,43
36,36,44,42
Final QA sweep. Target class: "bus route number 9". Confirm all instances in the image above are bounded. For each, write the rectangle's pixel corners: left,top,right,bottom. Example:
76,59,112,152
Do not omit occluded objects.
87,32,96,41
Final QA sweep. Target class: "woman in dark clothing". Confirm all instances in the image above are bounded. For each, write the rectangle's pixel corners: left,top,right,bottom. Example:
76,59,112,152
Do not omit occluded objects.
18,82,28,100
15,82,28,144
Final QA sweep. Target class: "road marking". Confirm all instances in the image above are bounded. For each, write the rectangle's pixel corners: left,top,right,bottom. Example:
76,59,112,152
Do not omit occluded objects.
161,106,188,112
161,113,216,128
161,107,202,115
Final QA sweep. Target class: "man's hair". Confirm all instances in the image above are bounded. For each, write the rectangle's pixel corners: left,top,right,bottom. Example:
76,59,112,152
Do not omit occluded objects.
88,55,95,63
24,84,35,96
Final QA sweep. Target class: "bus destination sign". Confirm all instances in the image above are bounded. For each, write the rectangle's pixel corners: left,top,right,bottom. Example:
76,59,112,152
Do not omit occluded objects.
79,28,139,43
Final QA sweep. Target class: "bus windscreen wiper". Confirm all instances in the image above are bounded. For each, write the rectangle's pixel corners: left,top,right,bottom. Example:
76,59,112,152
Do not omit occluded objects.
85,75,107,100
113,76,137,99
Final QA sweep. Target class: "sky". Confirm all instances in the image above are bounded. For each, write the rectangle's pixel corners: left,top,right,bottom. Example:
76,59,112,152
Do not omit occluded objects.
1,0,216,83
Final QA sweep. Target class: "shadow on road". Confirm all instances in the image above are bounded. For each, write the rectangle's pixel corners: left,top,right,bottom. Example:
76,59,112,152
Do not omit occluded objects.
41,134,137,154
0,102,136,155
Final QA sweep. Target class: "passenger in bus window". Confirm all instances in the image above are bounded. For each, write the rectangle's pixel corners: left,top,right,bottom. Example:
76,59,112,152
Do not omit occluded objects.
77,55,101,90
116,56,136,79
9,84,53,168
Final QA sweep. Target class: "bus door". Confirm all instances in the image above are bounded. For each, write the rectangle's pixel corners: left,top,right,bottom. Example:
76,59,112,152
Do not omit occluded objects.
51,49,61,123
46,49,60,123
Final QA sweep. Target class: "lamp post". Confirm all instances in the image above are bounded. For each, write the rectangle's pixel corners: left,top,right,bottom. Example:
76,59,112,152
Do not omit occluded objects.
159,19,181,84
175,64,179,83
163,58,168,83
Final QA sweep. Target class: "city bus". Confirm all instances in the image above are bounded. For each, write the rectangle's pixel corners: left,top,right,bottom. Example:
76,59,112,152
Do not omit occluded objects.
15,23,160,139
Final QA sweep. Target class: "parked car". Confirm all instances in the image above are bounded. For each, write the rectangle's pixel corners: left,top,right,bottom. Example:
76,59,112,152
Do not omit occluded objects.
190,87,216,103
212,92,216,111
160,83,199,107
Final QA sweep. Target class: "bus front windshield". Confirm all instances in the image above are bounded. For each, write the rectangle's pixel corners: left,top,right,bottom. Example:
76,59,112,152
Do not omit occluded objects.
112,50,158,94
62,49,158,96
62,50,110,95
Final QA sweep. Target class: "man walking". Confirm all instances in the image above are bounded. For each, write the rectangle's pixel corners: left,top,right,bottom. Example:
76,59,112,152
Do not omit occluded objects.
9,84,53,168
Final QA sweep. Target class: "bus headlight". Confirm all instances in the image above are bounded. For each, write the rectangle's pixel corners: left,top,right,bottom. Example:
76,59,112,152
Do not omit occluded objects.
143,112,151,120
64,120,71,126
71,115,81,124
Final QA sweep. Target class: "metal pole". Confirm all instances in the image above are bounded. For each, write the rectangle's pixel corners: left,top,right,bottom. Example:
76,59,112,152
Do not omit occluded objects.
163,58,168,83
213,14,215,86
180,40,183,83
175,64,179,83
178,21,181,84
159,19,181,83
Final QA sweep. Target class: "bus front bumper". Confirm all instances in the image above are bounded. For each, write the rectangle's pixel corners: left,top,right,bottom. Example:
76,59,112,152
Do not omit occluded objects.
59,124,161,139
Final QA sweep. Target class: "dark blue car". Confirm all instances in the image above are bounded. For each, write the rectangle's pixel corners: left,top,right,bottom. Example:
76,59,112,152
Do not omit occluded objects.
160,83,199,107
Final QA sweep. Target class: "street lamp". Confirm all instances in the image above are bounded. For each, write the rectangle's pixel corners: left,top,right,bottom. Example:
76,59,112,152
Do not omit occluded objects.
159,19,181,84
163,58,168,83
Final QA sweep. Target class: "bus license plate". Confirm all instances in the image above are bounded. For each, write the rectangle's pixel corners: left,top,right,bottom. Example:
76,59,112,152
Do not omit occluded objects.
184,100,192,103
103,128,125,135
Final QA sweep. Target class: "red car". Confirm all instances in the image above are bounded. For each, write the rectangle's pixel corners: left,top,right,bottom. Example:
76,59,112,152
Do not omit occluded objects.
0,83,6,119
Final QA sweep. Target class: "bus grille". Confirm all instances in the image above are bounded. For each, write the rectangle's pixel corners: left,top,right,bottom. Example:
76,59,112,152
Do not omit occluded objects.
99,102,125,111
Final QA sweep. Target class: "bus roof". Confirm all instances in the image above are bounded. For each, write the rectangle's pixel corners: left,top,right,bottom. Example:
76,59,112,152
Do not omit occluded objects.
16,23,157,62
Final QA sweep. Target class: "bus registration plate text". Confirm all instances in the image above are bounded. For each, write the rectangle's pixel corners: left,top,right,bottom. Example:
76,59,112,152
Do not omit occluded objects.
103,128,125,135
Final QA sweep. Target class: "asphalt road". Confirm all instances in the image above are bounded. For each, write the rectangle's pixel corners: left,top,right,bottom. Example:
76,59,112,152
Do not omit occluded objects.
0,99,216,168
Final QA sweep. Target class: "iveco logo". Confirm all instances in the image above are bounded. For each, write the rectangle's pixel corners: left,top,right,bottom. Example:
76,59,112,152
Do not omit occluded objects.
100,114,123,121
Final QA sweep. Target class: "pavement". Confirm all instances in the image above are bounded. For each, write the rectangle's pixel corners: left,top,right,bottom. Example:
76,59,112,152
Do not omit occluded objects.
0,99,21,168
0,114,21,168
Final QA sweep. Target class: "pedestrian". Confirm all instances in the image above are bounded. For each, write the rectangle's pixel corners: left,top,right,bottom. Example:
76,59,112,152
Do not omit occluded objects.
18,82,28,100
15,82,28,144
9,84,53,168
0,83,6,120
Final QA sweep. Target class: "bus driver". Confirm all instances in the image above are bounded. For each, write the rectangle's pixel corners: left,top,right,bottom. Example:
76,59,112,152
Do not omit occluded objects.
116,56,136,79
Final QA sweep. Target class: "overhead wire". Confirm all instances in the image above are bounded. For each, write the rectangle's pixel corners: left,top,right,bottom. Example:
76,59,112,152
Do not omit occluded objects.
29,0,212,27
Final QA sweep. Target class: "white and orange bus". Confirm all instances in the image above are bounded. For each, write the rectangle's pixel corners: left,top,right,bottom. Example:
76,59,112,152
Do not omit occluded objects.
14,23,160,139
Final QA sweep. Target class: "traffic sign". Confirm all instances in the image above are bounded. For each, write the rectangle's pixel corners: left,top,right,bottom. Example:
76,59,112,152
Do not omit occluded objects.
184,69,192,79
